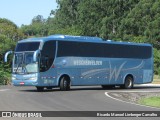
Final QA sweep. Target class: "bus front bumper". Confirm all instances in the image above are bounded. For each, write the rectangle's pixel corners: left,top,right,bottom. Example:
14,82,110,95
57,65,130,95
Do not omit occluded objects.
12,73,39,86
12,80,38,86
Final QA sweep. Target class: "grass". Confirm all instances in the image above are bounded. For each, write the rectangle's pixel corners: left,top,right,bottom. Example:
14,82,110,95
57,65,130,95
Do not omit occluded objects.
152,79,160,84
138,97,160,108
152,75,160,84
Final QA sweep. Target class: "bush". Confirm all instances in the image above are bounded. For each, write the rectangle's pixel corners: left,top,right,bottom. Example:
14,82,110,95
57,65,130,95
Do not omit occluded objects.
154,48,160,75
0,61,11,85
0,70,10,85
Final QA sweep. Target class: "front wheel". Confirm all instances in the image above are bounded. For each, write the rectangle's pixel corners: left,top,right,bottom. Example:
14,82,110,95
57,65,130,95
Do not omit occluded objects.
59,77,70,91
121,76,134,89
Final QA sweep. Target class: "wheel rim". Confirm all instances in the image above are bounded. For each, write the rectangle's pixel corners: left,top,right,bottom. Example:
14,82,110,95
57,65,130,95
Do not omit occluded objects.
125,77,133,88
127,79,132,87
63,79,67,88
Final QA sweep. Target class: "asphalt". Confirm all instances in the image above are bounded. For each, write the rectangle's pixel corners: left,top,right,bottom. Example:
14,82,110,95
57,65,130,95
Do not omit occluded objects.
0,84,160,120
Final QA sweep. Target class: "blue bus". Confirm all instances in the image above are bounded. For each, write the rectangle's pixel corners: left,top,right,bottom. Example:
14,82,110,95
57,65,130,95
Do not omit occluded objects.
5,34,153,91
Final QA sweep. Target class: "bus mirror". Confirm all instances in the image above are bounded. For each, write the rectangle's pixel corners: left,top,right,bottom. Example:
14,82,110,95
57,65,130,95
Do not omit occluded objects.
4,51,13,62
33,50,40,62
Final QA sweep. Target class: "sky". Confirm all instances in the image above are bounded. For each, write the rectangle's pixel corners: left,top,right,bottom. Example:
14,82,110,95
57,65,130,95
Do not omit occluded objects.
0,0,57,27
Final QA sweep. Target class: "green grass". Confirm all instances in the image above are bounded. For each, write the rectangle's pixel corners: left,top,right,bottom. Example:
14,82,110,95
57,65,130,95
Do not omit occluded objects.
152,75,160,84
138,97,160,108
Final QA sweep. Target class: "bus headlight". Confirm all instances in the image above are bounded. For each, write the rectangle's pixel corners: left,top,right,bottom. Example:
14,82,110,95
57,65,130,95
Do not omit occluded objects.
29,77,37,80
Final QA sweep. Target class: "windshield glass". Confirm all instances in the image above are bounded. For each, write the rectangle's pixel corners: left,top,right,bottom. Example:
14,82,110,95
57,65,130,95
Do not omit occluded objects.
15,42,40,52
13,52,38,74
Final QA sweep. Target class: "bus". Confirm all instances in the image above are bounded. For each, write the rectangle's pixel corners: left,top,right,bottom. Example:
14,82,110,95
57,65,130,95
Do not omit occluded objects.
5,34,153,91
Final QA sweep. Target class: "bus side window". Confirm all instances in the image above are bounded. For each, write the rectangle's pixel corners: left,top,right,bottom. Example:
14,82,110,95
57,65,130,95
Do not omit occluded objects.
40,56,49,72
40,41,56,72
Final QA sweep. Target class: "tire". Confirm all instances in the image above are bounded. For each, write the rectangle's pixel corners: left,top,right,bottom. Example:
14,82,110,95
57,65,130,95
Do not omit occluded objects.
60,77,70,91
123,76,134,89
36,87,44,92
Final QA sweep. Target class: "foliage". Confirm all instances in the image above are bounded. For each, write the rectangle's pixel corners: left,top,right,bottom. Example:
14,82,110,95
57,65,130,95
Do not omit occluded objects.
0,18,24,85
0,61,11,85
20,15,48,37
154,48,160,75
0,18,24,41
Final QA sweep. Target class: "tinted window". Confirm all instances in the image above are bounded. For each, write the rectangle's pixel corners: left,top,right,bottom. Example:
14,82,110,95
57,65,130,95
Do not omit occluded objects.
15,42,40,52
57,41,152,59
40,41,56,72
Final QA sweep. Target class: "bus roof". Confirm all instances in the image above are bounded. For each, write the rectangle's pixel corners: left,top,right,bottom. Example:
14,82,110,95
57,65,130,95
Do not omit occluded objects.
18,34,152,47
19,34,102,42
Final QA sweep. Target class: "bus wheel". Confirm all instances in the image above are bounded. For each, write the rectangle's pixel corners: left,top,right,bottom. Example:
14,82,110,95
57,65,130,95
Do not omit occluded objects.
60,76,70,91
123,76,133,89
36,87,44,92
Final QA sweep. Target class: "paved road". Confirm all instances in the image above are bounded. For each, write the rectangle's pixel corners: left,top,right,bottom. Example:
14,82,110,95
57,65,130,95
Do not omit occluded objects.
0,84,160,120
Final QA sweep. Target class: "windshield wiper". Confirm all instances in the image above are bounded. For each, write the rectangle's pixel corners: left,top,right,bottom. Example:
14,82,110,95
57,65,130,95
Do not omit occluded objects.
23,64,29,74
15,63,29,74
15,62,22,74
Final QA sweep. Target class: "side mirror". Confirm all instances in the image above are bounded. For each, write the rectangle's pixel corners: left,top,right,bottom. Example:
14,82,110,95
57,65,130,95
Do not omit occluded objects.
4,51,13,62
33,50,40,62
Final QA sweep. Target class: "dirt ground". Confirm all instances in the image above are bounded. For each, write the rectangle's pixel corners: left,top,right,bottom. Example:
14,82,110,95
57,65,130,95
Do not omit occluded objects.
108,92,160,105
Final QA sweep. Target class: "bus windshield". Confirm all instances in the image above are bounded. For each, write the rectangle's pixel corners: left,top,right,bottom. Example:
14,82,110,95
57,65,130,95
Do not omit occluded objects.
13,52,38,74
15,42,40,52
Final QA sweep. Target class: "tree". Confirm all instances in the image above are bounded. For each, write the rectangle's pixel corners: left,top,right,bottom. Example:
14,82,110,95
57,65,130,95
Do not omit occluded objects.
0,18,24,85
32,15,46,23
20,15,48,37
48,0,81,35
0,18,24,41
